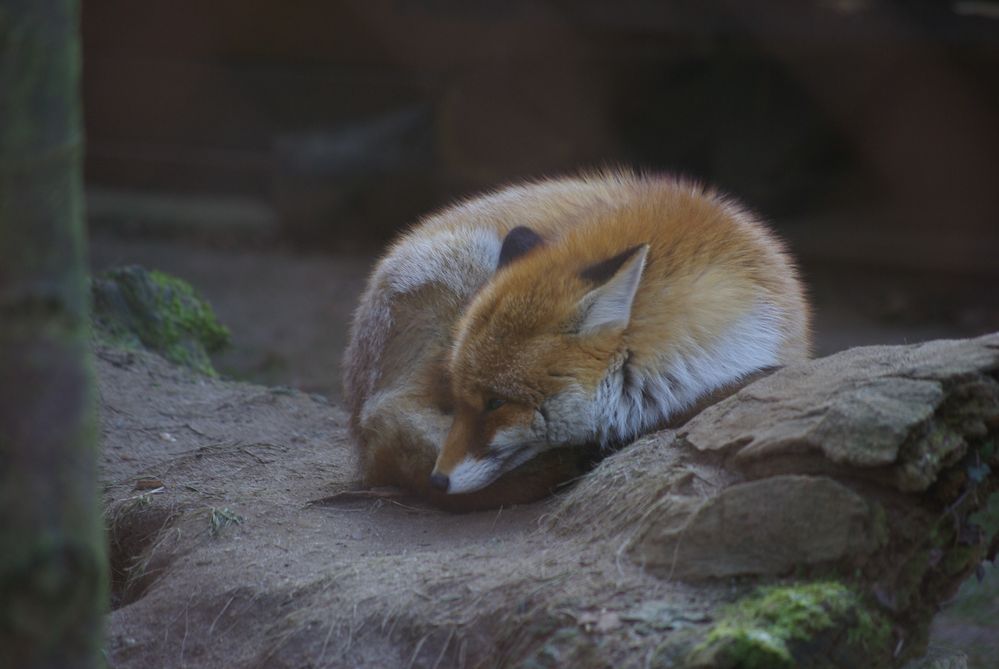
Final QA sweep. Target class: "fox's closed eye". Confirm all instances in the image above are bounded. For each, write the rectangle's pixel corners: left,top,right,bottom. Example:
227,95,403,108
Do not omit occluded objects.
484,398,506,411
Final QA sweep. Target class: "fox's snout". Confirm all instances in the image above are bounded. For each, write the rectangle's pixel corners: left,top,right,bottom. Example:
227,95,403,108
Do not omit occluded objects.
429,471,450,492
430,454,503,495
432,397,552,494
431,439,539,494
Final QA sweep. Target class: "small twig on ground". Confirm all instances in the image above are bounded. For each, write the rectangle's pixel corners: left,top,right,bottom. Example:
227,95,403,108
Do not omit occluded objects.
406,631,433,669
431,627,456,669
179,593,192,666
208,594,237,637
307,488,406,505
316,618,337,666
184,422,210,437
238,445,273,465
122,487,165,503
343,601,362,655
305,487,428,512
491,506,504,531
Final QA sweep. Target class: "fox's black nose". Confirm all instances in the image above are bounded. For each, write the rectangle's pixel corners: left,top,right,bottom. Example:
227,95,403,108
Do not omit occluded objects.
429,472,450,492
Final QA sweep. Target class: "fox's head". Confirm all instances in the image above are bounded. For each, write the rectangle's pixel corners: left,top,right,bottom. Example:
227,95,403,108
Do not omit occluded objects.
430,226,649,494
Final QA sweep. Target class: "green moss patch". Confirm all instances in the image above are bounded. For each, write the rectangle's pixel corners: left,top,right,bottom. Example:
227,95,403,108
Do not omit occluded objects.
91,266,229,375
690,582,891,669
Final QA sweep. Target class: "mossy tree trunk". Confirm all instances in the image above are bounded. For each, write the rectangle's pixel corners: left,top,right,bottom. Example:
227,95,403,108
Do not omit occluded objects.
0,0,107,666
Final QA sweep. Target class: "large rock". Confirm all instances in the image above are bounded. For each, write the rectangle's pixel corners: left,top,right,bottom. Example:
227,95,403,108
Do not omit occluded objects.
682,337,999,490
621,336,997,576
633,475,885,579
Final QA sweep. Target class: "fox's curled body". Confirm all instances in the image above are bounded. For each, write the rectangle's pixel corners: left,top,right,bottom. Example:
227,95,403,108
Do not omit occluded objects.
343,172,810,510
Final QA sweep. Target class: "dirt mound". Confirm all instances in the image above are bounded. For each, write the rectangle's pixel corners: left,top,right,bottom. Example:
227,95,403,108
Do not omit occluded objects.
99,334,999,668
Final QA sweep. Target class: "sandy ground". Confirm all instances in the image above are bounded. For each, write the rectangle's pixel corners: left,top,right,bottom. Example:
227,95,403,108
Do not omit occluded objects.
90,231,999,667
98,347,720,668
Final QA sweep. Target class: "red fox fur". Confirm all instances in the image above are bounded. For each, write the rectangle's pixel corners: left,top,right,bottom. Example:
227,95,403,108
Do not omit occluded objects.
343,172,810,509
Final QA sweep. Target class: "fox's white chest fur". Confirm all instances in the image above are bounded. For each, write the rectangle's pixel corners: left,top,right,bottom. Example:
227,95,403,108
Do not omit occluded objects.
593,303,785,445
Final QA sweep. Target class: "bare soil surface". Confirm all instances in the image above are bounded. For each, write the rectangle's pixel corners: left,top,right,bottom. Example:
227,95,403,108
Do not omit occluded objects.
100,347,718,668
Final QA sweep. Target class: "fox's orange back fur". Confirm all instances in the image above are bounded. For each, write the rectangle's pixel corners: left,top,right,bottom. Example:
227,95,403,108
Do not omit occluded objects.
343,172,810,508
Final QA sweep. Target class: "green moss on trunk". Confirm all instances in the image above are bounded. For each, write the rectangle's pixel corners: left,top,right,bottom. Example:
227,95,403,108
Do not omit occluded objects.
688,582,892,669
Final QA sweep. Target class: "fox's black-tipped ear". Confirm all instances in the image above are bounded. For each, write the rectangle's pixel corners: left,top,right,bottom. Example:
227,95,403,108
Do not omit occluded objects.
574,244,649,334
498,226,544,269
580,244,647,284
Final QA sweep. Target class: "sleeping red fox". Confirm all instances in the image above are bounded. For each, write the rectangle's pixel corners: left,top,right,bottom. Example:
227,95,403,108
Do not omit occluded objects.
343,172,810,509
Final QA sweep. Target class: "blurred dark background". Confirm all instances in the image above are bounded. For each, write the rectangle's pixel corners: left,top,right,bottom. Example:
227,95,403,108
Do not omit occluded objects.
83,0,999,387
83,0,999,257
81,2,999,661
